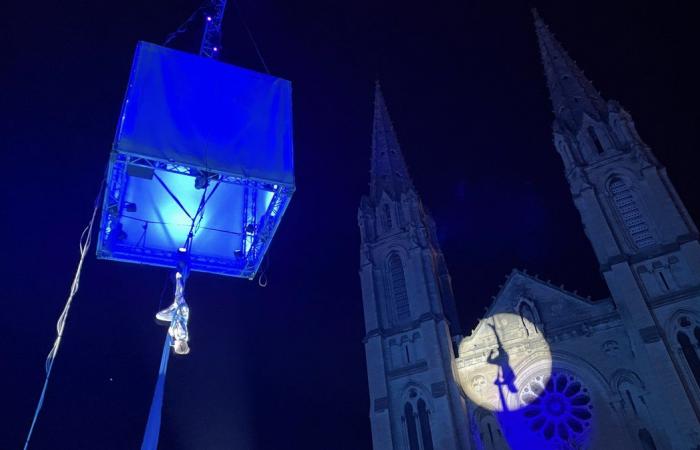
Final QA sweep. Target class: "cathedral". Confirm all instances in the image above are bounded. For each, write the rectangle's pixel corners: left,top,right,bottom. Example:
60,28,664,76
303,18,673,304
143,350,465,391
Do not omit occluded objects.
358,12,700,450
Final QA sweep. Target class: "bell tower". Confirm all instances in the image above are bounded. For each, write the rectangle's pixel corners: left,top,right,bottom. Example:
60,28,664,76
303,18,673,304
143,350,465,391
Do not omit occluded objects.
534,11,700,446
358,83,469,450
534,11,698,268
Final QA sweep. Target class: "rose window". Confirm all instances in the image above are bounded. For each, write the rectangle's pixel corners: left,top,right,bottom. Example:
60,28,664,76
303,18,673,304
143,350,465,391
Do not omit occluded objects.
518,372,593,443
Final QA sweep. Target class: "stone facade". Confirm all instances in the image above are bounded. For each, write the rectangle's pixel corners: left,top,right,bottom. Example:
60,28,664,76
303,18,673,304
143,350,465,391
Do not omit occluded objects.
359,13,700,450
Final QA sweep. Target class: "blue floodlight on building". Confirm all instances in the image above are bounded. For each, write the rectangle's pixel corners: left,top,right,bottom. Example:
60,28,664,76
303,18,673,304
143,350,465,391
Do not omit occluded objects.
97,41,294,279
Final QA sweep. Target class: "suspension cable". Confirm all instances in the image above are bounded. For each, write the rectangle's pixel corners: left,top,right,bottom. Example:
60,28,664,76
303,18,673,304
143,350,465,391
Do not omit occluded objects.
23,176,106,450
163,1,208,46
233,4,271,74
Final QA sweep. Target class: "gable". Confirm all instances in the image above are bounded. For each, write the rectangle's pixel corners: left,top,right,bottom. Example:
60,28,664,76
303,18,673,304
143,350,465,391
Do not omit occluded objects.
465,270,615,343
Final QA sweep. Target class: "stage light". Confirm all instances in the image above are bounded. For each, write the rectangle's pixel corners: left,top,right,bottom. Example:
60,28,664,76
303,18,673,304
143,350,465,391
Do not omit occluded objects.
457,313,551,413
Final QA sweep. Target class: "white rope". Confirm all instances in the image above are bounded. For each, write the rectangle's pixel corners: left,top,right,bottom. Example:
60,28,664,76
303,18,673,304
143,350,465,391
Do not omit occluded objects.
24,180,105,450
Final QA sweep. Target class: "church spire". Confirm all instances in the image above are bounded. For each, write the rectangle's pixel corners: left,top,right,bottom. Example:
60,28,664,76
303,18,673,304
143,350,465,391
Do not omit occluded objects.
533,9,608,132
370,82,414,201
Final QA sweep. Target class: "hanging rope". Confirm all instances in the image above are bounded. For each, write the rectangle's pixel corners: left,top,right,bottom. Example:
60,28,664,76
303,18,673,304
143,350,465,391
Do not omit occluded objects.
233,4,271,74
258,253,269,287
163,1,208,46
23,177,106,450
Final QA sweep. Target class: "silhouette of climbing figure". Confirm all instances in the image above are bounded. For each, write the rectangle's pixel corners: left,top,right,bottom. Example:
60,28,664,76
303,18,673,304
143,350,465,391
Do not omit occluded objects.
486,322,517,394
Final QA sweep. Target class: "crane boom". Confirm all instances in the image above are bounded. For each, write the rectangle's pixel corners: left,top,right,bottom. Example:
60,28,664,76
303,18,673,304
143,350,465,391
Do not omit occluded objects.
199,0,227,58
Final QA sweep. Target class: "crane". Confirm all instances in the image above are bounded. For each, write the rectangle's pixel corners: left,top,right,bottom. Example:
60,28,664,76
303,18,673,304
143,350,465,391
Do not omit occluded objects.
200,0,227,58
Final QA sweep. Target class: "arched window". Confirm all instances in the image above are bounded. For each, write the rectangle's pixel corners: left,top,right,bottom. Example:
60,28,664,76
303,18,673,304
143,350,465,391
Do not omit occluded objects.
479,414,507,450
638,428,658,450
625,388,639,416
617,375,648,420
658,271,670,291
518,302,538,336
486,423,495,448
417,399,434,450
554,138,572,165
609,177,656,249
616,372,658,446
588,125,605,154
404,402,420,450
381,204,392,231
678,331,700,388
389,253,410,321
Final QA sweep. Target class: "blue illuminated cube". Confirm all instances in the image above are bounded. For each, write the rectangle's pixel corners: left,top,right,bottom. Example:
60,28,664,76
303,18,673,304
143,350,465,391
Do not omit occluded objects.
97,42,294,278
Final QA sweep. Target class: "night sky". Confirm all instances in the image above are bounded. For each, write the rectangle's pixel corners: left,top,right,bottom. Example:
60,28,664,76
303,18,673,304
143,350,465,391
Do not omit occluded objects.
3,1,699,449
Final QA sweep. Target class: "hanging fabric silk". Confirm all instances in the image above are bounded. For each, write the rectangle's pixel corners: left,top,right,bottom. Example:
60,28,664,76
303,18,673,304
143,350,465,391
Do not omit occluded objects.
141,334,172,450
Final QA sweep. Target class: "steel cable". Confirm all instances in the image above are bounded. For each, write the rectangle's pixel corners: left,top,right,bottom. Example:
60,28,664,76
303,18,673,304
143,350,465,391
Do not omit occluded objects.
23,177,105,450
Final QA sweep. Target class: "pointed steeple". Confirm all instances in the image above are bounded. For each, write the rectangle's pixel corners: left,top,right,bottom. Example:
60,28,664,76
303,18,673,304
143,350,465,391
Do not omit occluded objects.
533,9,608,132
370,82,414,201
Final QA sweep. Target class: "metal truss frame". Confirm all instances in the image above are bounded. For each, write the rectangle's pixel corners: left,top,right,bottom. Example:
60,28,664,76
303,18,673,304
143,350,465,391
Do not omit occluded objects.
199,0,227,58
97,151,293,279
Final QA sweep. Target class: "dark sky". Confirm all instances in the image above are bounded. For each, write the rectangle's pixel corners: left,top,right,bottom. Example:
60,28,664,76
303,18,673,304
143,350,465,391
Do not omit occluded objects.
2,1,699,449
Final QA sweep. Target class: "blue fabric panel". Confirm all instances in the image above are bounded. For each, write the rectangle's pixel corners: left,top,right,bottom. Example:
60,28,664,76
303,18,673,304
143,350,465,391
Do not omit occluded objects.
115,41,294,186
141,334,172,450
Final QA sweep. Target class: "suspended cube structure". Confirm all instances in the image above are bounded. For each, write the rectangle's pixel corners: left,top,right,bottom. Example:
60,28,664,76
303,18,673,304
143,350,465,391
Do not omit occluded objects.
97,42,294,278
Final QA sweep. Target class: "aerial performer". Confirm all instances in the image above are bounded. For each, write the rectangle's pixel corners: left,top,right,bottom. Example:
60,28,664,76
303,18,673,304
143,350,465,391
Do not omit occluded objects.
156,249,192,355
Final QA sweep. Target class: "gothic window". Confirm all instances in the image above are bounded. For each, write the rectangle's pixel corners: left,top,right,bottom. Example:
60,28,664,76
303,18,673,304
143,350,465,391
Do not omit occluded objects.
477,412,506,450
403,390,433,450
617,375,650,422
609,177,656,249
391,334,422,368
519,372,593,445
403,402,420,450
389,253,411,321
519,303,534,324
677,330,700,388
417,399,434,450
555,138,567,156
637,261,680,297
486,423,495,448
625,388,638,415
588,126,604,154
638,428,658,450
617,374,658,449
411,332,423,361
657,270,670,292
555,137,580,167
389,339,401,368
518,302,538,336
381,204,392,231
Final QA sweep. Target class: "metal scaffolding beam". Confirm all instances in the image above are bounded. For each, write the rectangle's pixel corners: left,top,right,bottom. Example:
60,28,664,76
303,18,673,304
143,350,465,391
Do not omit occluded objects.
199,0,227,58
